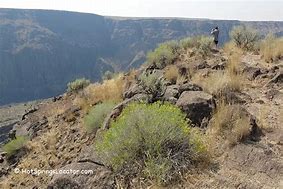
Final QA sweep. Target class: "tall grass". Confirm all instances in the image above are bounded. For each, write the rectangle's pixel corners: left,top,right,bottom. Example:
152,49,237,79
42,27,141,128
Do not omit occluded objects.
260,34,283,63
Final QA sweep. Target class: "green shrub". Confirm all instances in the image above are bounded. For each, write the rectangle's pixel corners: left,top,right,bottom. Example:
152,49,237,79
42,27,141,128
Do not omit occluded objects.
180,36,213,57
2,136,28,157
146,40,180,69
102,70,115,80
95,102,207,185
229,25,260,51
139,72,166,97
67,78,90,93
84,102,116,133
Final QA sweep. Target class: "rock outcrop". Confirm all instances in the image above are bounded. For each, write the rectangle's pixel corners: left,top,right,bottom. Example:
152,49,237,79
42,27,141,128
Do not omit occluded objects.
176,91,215,126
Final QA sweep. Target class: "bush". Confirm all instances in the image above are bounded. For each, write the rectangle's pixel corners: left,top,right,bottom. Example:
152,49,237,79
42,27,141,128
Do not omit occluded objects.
2,136,28,157
146,40,180,69
67,78,90,93
139,72,166,97
209,103,251,146
260,34,283,63
95,102,207,185
102,70,115,80
164,65,179,84
229,25,260,51
180,36,213,57
84,102,116,133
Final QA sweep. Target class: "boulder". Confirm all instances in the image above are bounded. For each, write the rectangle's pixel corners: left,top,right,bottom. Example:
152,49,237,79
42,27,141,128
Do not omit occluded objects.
123,83,144,99
21,107,38,120
194,61,210,70
211,61,226,70
176,91,215,126
47,162,115,189
179,83,203,93
221,91,252,104
163,85,179,101
243,66,264,80
267,70,283,84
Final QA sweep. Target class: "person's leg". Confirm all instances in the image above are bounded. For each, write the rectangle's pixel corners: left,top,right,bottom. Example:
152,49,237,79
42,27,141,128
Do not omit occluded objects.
214,40,218,49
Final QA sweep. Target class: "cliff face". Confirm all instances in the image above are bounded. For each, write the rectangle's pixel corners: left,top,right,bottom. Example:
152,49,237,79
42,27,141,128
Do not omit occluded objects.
0,8,283,105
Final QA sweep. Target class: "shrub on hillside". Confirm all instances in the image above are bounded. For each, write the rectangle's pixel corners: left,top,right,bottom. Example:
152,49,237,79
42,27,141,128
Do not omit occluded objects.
67,78,90,93
146,40,180,69
84,102,116,133
102,70,115,80
95,102,207,185
139,72,166,97
2,136,28,157
180,36,213,57
164,65,179,84
260,34,283,63
229,25,260,51
209,103,251,146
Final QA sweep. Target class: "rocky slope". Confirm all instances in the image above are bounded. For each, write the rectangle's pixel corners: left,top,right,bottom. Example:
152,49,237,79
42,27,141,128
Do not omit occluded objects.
1,8,283,105
0,41,282,188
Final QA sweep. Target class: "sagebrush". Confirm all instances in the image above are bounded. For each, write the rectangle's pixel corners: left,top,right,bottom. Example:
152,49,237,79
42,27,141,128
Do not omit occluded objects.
84,102,116,133
146,40,180,69
95,102,207,185
229,25,260,51
67,78,90,93
180,36,213,57
2,136,28,157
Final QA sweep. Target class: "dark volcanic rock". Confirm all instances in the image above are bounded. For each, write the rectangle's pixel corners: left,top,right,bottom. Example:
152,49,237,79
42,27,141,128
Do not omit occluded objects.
267,70,283,84
176,91,215,126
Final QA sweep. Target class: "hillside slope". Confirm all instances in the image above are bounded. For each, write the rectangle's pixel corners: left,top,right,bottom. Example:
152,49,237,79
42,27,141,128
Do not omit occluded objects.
1,9,283,105
0,37,282,188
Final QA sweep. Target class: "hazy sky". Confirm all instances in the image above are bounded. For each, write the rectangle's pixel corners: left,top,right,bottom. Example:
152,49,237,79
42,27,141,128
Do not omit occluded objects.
0,0,282,21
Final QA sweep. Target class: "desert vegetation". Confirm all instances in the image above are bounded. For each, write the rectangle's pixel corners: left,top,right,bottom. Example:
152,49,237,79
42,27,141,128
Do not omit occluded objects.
84,102,116,133
229,25,260,51
180,35,213,57
2,136,28,158
67,78,90,93
260,34,283,63
208,103,252,146
1,29,282,189
95,102,208,186
146,40,180,69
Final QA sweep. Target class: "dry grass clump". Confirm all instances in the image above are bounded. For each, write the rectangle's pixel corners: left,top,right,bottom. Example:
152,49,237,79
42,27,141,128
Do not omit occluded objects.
208,103,252,146
192,50,246,102
223,41,243,56
164,65,179,84
73,75,125,112
260,34,283,63
193,71,243,98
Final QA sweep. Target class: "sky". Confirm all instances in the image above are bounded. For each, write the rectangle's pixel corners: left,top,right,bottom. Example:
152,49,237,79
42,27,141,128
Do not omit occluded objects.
0,0,282,21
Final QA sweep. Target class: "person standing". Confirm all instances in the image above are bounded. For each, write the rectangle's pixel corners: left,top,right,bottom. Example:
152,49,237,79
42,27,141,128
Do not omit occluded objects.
211,26,219,48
